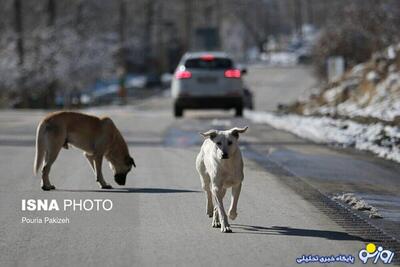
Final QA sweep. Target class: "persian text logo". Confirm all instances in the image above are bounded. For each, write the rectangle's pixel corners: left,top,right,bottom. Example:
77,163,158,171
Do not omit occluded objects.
296,254,355,264
358,243,395,264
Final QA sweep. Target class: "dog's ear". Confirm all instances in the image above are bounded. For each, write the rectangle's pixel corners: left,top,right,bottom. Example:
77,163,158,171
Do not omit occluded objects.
125,156,136,168
200,129,218,139
230,126,248,139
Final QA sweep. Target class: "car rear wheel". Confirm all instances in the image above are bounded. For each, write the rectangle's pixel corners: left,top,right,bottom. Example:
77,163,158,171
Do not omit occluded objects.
174,104,183,117
235,107,243,117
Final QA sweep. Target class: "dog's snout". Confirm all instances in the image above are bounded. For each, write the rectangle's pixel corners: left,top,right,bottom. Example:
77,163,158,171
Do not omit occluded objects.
221,153,229,159
114,173,127,185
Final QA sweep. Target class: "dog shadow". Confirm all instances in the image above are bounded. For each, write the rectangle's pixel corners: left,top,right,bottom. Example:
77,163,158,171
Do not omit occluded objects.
56,187,201,194
231,224,374,242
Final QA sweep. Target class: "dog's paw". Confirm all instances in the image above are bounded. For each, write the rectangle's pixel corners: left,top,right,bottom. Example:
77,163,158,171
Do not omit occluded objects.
212,221,221,228
212,213,220,227
41,185,55,191
221,225,232,233
101,184,113,189
228,210,237,220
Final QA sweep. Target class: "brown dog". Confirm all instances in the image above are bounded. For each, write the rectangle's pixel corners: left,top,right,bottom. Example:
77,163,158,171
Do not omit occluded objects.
34,111,135,190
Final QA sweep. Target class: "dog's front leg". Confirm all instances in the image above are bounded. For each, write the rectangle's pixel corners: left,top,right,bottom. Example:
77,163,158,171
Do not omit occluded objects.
93,156,113,189
199,174,213,217
212,185,231,233
212,207,220,228
84,153,96,174
206,190,213,217
228,183,242,220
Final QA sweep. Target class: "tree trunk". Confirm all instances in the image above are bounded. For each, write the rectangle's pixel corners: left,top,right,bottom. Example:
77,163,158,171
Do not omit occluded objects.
119,0,126,46
294,0,303,38
183,0,192,52
14,0,24,66
144,0,154,70
47,0,56,26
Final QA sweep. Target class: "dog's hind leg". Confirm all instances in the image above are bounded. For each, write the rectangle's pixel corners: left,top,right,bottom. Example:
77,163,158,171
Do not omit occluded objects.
212,186,231,232
205,188,213,218
41,139,62,191
228,183,242,220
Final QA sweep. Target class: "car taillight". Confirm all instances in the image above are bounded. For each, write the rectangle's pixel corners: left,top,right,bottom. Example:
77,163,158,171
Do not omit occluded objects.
201,54,215,61
175,70,192,79
224,69,241,78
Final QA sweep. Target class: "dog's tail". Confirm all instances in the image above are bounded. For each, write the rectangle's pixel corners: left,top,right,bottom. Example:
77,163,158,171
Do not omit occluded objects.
34,122,46,175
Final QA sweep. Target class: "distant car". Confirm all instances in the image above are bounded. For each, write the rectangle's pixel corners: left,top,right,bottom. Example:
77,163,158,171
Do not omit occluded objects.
171,52,245,117
144,73,161,88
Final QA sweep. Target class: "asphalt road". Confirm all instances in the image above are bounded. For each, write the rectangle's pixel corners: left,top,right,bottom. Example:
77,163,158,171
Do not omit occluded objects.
0,66,397,266
243,64,316,111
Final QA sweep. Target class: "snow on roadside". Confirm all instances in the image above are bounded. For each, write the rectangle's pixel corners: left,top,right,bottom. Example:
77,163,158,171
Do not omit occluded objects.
332,193,383,219
312,72,400,121
245,110,400,163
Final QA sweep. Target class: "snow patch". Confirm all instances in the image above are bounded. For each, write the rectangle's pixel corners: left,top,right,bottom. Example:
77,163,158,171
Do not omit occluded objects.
366,71,379,82
245,111,400,163
332,193,383,218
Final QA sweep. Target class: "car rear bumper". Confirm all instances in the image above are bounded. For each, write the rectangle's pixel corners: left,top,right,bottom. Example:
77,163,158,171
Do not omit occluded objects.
175,96,243,109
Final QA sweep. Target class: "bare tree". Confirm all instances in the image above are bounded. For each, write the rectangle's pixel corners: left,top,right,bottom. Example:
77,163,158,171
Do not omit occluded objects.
14,0,23,66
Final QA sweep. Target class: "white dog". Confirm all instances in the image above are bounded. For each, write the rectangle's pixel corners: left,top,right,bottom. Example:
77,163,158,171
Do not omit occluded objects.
196,126,248,233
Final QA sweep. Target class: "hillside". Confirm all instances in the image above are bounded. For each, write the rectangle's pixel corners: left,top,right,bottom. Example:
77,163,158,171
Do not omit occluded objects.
287,43,400,124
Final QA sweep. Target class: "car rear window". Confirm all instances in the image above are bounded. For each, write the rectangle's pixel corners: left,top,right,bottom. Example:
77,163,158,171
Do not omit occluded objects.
184,58,233,70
